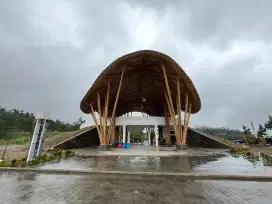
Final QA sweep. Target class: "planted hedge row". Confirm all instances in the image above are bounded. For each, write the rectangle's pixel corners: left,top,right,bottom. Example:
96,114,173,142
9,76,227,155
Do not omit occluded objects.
0,149,75,167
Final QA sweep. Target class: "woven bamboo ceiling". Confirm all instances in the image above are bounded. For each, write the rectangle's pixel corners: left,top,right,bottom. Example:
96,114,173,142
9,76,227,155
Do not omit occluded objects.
80,50,201,117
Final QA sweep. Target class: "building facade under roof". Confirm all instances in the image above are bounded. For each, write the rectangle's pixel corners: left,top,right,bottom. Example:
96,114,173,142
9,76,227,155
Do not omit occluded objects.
80,50,201,149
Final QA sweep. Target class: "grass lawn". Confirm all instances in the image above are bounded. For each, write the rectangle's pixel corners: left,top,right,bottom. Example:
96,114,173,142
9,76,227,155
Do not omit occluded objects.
0,127,91,146
0,131,61,145
0,127,91,160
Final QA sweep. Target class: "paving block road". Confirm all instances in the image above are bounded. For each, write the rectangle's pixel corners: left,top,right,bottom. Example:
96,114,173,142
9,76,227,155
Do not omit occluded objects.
1,173,272,204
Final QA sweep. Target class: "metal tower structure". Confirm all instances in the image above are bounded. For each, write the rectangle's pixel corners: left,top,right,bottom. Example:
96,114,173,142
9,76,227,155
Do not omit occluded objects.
26,112,50,162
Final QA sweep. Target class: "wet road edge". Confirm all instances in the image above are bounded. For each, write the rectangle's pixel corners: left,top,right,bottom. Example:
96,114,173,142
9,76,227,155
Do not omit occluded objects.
1,167,272,182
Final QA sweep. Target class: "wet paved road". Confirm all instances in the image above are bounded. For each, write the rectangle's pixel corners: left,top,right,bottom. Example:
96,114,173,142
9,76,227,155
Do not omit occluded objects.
1,152,272,203
1,173,272,204
38,153,272,175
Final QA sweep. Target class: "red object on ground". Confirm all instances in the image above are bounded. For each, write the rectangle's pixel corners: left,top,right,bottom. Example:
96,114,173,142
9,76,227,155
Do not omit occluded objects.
117,143,122,148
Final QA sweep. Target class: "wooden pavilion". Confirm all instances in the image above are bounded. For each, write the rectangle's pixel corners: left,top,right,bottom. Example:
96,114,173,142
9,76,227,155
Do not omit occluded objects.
80,50,201,149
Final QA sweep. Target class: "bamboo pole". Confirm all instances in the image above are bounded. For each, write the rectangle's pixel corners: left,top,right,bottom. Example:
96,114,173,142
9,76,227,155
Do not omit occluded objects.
89,103,102,142
162,64,176,124
107,68,125,139
176,95,181,143
183,103,192,144
111,68,124,118
111,116,116,143
176,78,182,143
102,110,108,145
164,107,171,145
107,117,114,144
165,90,180,144
104,81,110,144
162,64,181,143
97,92,104,144
182,94,189,144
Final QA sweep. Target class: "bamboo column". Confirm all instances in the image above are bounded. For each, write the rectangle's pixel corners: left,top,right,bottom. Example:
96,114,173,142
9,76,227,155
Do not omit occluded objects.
104,81,110,144
164,107,171,145
90,103,101,141
181,94,188,145
89,68,124,147
107,68,125,143
110,116,116,143
180,93,193,145
96,92,105,144
164,91,180,144
182,102,192,145
162,64,181,144
176,78,183,144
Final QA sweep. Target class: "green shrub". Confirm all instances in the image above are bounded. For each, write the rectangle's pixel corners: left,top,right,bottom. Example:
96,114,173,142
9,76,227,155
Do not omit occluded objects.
64,150,75,158
261,153,272,166
0,160,10,167
244,136,265,145
0,149,75,167
229,145,250,153
229,151,260,164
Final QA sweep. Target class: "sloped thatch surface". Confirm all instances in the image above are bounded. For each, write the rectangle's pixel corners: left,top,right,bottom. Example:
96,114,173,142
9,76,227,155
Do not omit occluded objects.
81,50,201,116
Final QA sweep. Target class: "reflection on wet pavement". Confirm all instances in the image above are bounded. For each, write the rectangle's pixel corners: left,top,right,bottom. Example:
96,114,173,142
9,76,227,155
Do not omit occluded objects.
37,153,272,175
1,153,272,203
1,173,272,204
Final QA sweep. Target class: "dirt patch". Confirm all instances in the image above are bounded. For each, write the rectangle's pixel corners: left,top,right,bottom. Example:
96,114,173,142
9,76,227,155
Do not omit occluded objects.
0,145,28,160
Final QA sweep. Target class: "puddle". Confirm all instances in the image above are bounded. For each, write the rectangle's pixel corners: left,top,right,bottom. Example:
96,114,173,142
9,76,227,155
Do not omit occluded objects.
36,152,272,175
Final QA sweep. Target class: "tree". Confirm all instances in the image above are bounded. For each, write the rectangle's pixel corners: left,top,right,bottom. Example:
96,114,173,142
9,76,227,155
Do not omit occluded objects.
264,115,272,130
257,124,267,137
242,125,252,136
0,106,85,140
71,117,86,130
77,117,85,127
195,126,244,140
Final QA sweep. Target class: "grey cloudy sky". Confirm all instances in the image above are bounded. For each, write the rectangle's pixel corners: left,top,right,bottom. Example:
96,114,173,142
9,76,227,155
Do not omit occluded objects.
0,0,272,130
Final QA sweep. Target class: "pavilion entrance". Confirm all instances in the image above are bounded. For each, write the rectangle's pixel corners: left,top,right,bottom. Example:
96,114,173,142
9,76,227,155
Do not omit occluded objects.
80,50,201,150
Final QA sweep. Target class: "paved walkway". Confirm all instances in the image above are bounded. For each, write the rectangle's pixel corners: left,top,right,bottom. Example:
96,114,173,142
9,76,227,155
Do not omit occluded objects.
1,173,272,204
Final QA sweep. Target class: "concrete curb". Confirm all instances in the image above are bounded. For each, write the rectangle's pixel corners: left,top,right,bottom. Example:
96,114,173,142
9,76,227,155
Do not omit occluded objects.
74,150,227,158
1,167,272,182
75,153,190,157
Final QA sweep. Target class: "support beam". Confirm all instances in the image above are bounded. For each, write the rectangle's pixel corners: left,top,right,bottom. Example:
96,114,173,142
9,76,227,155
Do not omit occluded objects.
176,78,182,143
97,92,104,144
182,94,189,144
111,116,116,144
104,81,110,144
127,130,131,144
155,125,159,147
162,64,176,120
183,103,192,144
90,104,102,142
164,108,171,145
165,90,180,144
117,127,121,143
162,64,181,144
148,128,151,145
122,125,126,144
107,68,125,142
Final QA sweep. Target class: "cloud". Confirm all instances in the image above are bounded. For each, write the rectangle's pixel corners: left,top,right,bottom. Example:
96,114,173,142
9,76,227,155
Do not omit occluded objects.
0,0,272,131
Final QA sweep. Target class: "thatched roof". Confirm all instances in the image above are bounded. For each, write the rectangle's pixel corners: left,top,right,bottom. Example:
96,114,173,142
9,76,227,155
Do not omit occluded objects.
80,50,201,116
